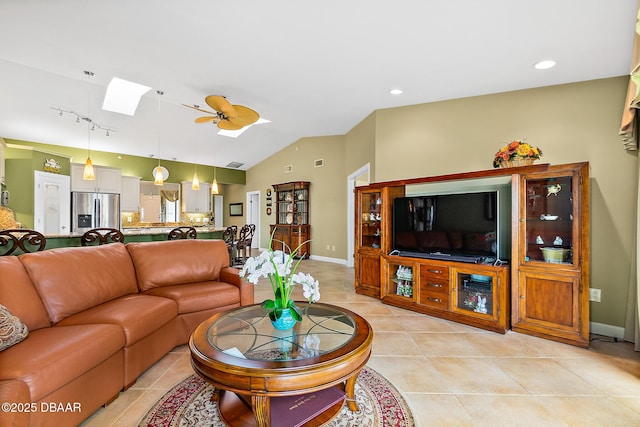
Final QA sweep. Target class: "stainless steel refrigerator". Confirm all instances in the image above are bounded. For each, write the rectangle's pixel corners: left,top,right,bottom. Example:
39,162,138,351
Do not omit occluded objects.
71,192,121,233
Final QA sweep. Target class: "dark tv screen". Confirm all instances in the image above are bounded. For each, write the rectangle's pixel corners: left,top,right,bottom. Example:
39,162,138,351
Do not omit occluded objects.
392,191,501,259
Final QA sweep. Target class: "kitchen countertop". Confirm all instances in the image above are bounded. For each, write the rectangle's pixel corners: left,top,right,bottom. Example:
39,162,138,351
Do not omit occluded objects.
44,227,225,238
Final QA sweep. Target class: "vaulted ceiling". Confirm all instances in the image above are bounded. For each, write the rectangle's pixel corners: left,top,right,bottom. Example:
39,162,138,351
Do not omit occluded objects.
0,1,635,170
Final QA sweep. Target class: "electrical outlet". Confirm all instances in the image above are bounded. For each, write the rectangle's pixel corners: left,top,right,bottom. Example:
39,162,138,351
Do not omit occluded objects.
326,245,330,250
589,288,601,302
332,245,336,251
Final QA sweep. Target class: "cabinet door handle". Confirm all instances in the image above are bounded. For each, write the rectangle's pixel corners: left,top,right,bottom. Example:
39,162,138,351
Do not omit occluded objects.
426,283,442,288
427,297,442,303
427,269,442,274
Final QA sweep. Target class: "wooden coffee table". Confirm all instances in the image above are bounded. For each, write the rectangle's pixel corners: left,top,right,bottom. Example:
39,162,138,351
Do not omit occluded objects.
189,303,373,427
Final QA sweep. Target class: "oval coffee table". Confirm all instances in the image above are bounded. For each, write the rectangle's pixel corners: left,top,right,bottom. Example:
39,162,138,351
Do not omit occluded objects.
189,303,373,427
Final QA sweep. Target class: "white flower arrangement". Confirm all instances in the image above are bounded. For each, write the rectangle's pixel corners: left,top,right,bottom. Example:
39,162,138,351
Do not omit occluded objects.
240,237,319,322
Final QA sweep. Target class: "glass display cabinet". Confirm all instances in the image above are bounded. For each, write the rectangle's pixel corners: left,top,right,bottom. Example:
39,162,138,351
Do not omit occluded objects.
354,185,405,298
512,162,589,348
270,181,310,257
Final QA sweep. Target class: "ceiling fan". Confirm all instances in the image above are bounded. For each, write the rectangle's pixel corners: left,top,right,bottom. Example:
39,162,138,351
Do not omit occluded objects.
182,95,259,130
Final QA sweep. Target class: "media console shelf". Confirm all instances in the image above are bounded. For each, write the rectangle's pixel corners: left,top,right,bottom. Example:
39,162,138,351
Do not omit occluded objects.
355,162,589,345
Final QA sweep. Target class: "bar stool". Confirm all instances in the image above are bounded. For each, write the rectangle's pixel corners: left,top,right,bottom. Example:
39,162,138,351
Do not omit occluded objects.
81,228,125,246
0,229,47,255
167,226,197,240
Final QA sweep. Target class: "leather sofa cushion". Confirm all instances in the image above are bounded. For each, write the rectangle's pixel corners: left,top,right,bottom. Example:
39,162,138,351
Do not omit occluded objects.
144,281,240,314
20,244,139,324
56,294,177,346
0,379,30,427
127,240,230,291
0,257,50,331
0,324,124,402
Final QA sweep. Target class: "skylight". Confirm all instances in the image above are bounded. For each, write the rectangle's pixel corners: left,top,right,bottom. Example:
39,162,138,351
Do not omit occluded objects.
102,77,151,116
217,118,271,138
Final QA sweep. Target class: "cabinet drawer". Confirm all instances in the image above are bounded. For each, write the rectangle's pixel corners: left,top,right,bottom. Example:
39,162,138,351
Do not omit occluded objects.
420,280,449,295
420,264,449,281
420,288,449,309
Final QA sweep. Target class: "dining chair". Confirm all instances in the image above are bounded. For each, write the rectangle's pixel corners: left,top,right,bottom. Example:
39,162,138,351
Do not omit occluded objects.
0,229,47,255
232,224,252,267
80,228,125,246
167,226,198,240
222,225,237,265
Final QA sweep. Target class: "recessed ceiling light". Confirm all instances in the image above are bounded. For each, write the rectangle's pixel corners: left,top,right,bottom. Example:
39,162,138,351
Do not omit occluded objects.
102,77,151,115
389,89,403,95
534,60,557,70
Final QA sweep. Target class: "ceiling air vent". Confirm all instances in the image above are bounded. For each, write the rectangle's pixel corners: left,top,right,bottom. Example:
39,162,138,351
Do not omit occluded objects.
314,159,324,168
226,161,244,168
284,165,293,173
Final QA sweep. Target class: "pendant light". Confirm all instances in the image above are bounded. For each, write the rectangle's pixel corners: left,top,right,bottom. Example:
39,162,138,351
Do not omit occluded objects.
82,71,96,180
211,166,219,194
154,90,165,186
192,164,200,190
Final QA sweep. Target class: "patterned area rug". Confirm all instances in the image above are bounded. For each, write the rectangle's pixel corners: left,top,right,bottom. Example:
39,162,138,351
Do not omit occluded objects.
138,367,414,426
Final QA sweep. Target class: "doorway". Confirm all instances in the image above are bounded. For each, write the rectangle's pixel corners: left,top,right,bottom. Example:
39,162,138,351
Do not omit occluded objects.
346,163,371,268
246,191,260,249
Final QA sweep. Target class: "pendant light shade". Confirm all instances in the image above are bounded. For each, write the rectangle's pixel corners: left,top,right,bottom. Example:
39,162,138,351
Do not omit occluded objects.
211,167,219,194
192,167,200,190
154,163,164,186
83,157,96,180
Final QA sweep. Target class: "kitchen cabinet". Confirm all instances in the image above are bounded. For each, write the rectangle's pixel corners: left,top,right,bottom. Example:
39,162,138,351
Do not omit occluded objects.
121,176,141,212
511,162,590,347
181,181,211,213
269,181,310,257
354,185,404,298
71,163,122,193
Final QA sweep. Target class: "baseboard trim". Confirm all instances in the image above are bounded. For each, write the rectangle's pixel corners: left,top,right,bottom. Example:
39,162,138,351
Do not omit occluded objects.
309,255,347,265
590,322,625,339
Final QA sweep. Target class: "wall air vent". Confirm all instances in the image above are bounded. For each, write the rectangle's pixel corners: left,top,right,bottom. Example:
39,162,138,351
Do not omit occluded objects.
284,165,293,173
314,159,324,168
226,162,244,168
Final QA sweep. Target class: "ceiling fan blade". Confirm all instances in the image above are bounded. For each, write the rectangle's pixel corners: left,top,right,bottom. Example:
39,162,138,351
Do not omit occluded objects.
181,103,217,115
195,116,217,124
229,105,260,126
205,95,238,119
217,120,244,131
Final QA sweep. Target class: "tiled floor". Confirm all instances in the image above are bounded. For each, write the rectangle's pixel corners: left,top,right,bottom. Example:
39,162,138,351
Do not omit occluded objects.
82,258,640,426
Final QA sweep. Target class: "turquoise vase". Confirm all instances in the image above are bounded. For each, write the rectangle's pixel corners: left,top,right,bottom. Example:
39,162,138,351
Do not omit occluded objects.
271,308,297,330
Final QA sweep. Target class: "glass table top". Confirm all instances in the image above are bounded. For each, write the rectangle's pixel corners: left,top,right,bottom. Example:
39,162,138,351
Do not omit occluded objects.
207,304,356,361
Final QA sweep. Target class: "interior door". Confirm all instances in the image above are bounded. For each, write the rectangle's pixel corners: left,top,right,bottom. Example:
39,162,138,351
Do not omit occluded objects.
34,171,70,235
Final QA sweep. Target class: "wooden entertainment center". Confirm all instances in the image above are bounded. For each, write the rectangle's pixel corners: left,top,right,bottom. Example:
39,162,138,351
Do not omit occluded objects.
354,162,590,347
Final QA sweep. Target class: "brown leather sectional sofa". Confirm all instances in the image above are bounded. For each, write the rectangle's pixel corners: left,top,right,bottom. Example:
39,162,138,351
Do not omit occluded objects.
0,239,254,427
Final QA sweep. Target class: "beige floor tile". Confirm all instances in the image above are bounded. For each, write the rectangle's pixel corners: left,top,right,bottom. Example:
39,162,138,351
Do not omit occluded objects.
537,396,640,427
411,332,483,357
371,331,424,356
495,358,604,396
367,355,452,393
555,356,640,396
456,395,563,427
405,393,474,427
429,357,528,394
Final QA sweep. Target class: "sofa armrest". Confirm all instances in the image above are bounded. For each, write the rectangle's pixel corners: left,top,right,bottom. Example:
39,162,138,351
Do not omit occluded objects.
220,267,254,306
0,379,30,427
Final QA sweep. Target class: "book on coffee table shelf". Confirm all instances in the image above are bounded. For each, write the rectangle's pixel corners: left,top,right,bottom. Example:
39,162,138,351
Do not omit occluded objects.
270,386,346,427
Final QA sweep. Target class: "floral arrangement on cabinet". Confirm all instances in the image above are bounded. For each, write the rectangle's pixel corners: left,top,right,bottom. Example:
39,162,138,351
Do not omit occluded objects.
240,234,319,323
493,140,542,168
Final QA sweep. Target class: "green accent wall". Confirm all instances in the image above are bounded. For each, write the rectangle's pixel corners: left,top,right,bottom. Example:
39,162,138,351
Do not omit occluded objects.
4,139,245,185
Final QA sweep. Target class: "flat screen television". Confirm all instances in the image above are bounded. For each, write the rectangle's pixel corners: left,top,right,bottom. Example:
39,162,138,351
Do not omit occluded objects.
391,190,510,262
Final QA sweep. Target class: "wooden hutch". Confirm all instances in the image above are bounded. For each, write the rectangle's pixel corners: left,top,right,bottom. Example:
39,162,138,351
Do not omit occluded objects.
355,162,590,347
270,181,310,257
